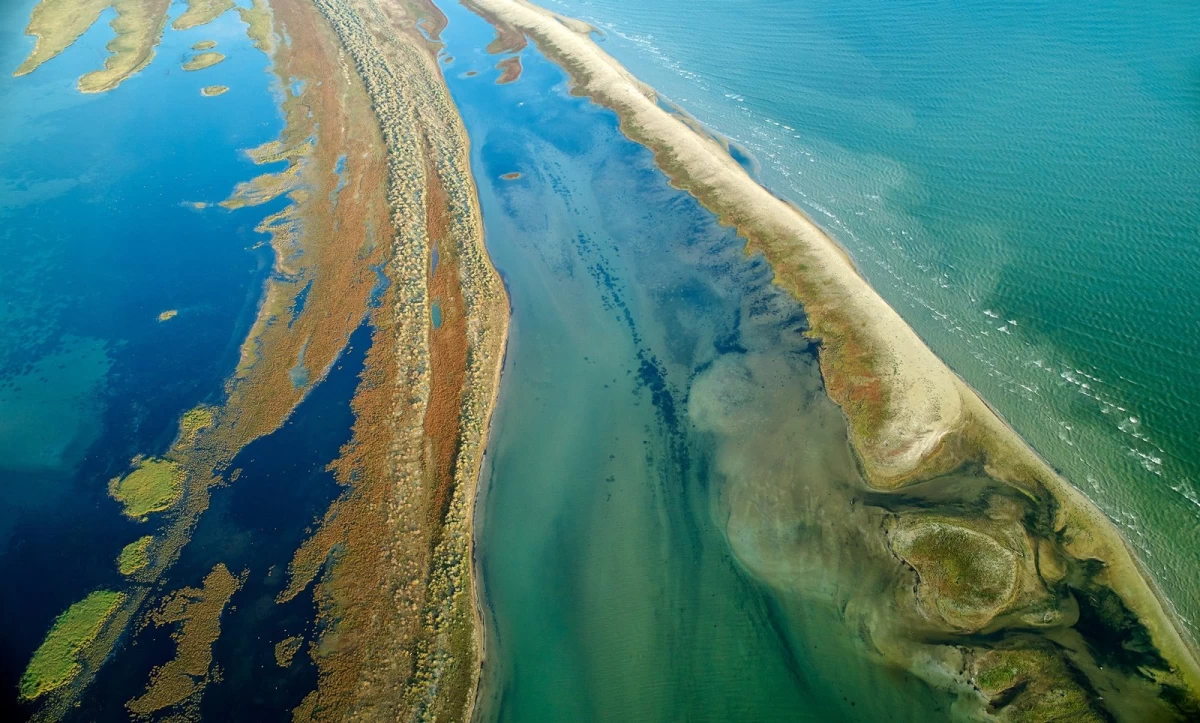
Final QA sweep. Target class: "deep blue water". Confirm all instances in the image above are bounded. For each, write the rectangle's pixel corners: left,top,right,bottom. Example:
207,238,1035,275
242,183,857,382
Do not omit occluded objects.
70,323,370,722
0,0,286,713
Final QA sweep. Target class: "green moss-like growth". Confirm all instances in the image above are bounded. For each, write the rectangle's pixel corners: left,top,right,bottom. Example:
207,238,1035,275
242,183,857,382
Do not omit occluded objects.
908,524,1013,607
109,458,185,518
20,590,125,700
973,646,1106,722
117,536,153,575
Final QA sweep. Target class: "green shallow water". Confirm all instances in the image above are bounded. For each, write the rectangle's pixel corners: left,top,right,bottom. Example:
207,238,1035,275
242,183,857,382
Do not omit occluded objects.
441,4,967,719
539,0,1200,639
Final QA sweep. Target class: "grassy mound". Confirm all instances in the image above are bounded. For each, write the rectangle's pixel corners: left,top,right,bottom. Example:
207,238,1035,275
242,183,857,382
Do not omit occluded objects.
891,520,1017,629
973,646,1105,722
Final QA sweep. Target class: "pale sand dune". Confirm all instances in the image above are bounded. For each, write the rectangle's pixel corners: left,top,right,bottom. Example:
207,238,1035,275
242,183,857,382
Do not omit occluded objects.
463,0,1200,695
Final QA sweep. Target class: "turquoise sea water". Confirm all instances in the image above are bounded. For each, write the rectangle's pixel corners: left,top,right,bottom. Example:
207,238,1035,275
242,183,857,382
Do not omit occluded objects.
539,0,1200,637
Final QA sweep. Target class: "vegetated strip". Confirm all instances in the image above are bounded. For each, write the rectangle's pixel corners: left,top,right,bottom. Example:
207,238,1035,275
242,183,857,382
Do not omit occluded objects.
275,0,507,719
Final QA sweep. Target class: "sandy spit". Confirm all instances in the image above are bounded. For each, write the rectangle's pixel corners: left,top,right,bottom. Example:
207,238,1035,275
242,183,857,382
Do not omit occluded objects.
460,0,1200,695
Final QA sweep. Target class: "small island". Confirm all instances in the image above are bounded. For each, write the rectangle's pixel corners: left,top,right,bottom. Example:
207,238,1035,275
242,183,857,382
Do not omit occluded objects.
201,85,229,97
116,536,153,575
19,590,125,701
182,52,225,72
274,635,303,667
157,309,177,321
496,56,522,84
108,457,185,519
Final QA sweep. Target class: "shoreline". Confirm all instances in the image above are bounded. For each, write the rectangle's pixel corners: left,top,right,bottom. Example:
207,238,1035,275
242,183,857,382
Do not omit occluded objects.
458,0,1200,707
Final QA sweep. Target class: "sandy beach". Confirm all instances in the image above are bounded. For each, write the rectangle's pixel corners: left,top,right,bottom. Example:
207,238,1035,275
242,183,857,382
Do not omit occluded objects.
461,0,1200,700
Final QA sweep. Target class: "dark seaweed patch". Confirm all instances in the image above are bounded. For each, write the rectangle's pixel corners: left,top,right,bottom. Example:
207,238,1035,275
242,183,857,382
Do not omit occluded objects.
1071,582,1169,675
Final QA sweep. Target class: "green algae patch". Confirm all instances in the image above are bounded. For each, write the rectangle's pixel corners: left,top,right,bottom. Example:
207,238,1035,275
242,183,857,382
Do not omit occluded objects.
191,40,217,51
172,0,233,31
157,309,177,321
182,51,225,71
20,590,125,700
201,85,229,97
117,535,153,575
109,457,184,518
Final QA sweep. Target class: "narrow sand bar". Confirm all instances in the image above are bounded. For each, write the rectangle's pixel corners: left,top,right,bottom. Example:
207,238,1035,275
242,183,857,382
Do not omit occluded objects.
462,0,1200,697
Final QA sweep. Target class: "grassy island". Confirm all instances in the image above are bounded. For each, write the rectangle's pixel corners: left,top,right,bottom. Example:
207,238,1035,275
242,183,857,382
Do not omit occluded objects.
109,457,184,518
201,85,229,97
20,590,124,700
891,519,1018,630
182,52,225,71
274,636,303,667
117,536,153,575
156,309,177,321
192,40,217,51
